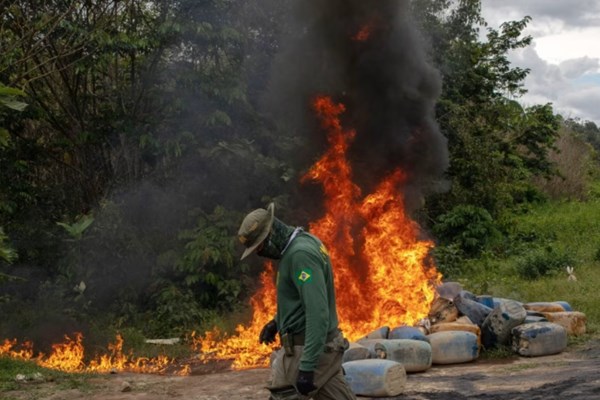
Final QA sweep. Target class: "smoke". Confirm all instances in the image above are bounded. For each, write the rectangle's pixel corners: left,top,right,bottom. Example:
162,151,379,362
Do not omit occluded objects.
0,0,449,345
264,0,448,212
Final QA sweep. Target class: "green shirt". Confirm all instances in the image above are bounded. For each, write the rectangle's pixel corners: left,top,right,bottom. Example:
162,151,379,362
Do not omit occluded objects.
275,231,339,371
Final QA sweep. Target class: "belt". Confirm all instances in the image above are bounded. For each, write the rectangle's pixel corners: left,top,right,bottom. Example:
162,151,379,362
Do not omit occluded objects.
283,329,339,346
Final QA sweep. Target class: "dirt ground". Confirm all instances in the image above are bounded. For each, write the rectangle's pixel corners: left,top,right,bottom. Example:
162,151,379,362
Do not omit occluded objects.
6,338,600,400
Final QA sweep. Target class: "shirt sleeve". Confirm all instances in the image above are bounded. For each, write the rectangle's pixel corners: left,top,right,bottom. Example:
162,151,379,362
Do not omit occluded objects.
290,250,329,371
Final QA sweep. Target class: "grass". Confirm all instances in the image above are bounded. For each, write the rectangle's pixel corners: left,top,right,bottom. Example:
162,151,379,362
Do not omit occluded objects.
457,195,600,335
0,357,94,393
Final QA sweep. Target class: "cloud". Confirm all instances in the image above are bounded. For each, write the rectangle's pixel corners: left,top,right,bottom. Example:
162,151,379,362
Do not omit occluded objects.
481,0,600,29
562,86,600,122
509,46,600,122
479,1,600,124
559,57,600,79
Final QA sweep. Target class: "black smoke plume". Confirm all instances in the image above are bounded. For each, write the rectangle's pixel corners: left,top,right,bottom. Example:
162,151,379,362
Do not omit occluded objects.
264,0,448,212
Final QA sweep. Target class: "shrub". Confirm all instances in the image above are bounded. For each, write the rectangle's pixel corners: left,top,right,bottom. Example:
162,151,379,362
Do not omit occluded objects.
516,247,575,280
594,246,600,262
431,244,465,279
433,205,501,256
532,128,595,200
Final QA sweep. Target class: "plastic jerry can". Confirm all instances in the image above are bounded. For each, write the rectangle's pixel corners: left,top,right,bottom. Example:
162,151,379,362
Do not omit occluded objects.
429,321,481,338
372,339,432,372
540,311,587,335
512,322,568,356
476,295,495,309
453,295,492,327
343,359,406,397
389,326,428,342
360,326,390,340
427,331,480,364
481,300,526,348
524,302,566,313
343,342,371,363
357,339,388,358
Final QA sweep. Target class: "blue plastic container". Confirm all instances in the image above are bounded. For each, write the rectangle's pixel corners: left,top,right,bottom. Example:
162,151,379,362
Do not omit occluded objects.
357,339,387,358
475,295,495,309
343,342,371,363
373,339,432,372
492,297,523,308
389,326,428,342
555,301,573,311
482,300,527,348
343,359,406,397
427,331,479,364
454,295,492,326
360,326,390,340
512,322,568,356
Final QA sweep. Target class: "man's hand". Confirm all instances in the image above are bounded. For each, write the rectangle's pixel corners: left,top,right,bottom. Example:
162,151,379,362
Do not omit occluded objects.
258,319,278,344
296,370,317,395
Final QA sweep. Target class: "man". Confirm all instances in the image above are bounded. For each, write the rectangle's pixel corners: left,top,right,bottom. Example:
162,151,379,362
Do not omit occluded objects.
238,203,356,400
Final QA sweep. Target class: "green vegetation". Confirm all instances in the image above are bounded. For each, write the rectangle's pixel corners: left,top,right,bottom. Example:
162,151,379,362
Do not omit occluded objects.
448,196,600,334
1,0,599,352
0,358,92,392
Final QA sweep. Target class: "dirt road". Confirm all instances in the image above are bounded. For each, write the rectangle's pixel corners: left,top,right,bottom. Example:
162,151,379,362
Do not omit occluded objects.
6,339,600,400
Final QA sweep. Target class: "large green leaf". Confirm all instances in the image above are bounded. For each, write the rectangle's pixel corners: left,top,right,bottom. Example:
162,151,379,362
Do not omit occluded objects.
0,97,28,111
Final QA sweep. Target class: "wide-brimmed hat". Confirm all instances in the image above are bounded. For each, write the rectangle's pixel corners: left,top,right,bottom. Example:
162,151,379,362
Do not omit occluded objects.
238,203,275,260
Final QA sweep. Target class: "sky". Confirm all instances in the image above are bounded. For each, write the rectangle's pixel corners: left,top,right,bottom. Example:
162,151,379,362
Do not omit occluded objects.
480,0,600,125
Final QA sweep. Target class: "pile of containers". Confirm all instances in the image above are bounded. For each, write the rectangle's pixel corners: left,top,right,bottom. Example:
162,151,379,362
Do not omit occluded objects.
341,282,587,397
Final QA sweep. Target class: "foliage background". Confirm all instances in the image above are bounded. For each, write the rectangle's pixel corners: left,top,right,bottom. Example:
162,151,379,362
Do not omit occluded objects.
1,0,599,349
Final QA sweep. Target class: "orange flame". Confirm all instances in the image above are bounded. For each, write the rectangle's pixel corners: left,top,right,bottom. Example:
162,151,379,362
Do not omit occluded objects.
303,96,440,337
196,95,441,368
1,338,34,359
353,24,372,42
193,262,278,369
1,96,441,373
1,333,184,374
353,19,379,42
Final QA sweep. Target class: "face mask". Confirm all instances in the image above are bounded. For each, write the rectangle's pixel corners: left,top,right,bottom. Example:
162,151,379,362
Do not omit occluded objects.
257,233,283,259
255,217,295,259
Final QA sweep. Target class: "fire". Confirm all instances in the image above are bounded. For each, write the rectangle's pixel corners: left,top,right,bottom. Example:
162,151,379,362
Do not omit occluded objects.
1,338,34,359
193,262,278,369
1,333,182,374
353,24,372,42
196,95,440,368
1,96,440,373
303,96,440,337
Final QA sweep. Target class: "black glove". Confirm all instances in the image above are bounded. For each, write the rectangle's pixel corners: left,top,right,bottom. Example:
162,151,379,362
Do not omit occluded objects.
258,319,278,344
296,370,317,395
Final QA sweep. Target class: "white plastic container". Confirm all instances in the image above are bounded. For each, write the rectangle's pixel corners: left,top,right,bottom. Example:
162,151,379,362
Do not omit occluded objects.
343,342,371,363
357,338,388,358
481,300,527,348
512,322,568,356
373,339,432,372
427,331,479,364
343,359,406,397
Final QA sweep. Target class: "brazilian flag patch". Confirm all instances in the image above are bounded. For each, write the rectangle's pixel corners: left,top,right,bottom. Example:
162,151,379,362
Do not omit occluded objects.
298,268,312,284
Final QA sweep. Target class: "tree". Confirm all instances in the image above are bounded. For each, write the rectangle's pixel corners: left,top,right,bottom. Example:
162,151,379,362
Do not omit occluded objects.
412,0,560,222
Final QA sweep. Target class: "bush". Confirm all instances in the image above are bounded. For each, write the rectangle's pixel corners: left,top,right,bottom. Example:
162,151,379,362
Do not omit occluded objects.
532,128,595,201
146,282,218,336
516,247,575,280
594,246,600,262
433,205,501,256
431,244,465,279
